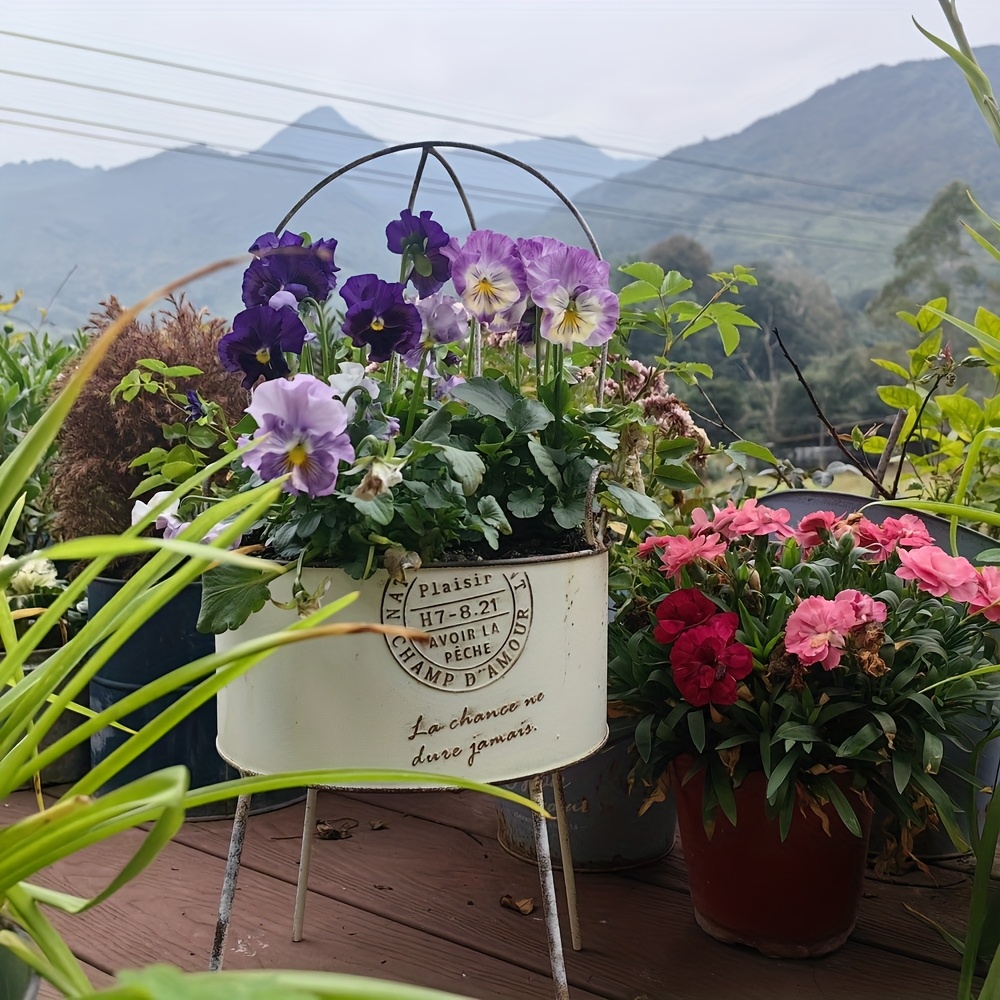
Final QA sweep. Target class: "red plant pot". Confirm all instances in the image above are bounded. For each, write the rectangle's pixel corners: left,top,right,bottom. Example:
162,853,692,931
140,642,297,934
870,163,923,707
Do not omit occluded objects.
671,758,873,958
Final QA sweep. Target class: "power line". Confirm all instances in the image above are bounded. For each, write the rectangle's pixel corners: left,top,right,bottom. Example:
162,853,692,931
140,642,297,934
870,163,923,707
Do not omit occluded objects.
0,69,917,233
0,108,888,254
0,28,927,205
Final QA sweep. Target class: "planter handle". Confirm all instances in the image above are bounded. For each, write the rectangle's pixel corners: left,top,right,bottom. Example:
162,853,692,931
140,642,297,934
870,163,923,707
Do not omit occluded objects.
271,140,611,405
584,463,611,551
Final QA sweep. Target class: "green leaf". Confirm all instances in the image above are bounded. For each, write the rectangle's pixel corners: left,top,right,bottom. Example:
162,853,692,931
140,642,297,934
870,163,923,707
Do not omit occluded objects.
619,261,665,287
437,446,486,496
661,270,693,297
893,755,912,796
507,487,546,519
197,564,279,634
765,748,800,801
923,731,944,773
606,483,662,520
836,721,881,758
504,398,554,435
871,358,911,380
477,496,511,535
687,710,706,754
186,423,217,449
652,461,702,490
348,494,395,525
527,439,563,489
771,723,822,744
450,377,516,420
877,385,923,410
552,495,585,529
727,440,780,467
618,280,661,307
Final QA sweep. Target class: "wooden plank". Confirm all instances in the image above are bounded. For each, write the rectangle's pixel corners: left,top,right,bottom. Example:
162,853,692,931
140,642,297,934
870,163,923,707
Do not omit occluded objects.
21,824,602,1000
167,791,965,999
37,959,115,999
291,788,978,974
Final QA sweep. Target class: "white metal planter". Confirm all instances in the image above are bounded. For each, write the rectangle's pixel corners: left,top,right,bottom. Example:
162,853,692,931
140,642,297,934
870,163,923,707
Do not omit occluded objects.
216,548,609,786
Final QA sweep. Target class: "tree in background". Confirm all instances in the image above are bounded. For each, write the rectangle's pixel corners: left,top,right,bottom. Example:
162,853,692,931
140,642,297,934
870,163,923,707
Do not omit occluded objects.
867,179,1000,327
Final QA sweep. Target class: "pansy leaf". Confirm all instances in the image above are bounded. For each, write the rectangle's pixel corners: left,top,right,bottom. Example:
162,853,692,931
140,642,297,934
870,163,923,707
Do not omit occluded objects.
450,377,516,420
587,426,620,450
507,487,546,519
504,398,554,435
527,439,563,489
436,445,486,496
347,494,394,525
552,495,585,529
477,496,511,535
198,564,277,634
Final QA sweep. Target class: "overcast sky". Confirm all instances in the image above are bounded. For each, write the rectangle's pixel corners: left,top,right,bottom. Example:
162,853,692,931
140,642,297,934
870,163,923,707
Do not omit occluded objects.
2,0,1000,170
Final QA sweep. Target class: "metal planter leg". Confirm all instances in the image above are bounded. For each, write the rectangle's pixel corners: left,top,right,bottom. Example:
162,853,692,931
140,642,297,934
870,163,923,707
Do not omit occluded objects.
530,775,570,1000
292,787,319,942
209,791,252,971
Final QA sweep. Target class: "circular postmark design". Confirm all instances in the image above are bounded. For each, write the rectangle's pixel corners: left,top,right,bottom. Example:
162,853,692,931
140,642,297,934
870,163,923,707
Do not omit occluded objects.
382,568,533,691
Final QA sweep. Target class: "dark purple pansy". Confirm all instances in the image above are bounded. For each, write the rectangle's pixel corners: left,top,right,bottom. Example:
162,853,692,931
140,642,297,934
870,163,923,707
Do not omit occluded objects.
516,304,538,346
219,305,308,389
385,209,452,297
241,231,339,310
184,390,207,420
339,274,422,363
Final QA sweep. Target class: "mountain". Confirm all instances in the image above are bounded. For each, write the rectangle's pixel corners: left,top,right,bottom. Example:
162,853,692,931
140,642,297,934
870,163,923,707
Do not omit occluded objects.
0,105,646,330
507,46,1000,298
5,46,1000,331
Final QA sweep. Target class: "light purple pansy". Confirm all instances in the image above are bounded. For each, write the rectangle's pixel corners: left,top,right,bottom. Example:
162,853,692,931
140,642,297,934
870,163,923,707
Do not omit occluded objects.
442,230,528,324
241,374,355,498
522,243,619,349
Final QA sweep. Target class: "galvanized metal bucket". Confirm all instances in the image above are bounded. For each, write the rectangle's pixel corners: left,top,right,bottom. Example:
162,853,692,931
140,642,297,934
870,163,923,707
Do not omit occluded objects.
216,549,609,786
495,719,676,871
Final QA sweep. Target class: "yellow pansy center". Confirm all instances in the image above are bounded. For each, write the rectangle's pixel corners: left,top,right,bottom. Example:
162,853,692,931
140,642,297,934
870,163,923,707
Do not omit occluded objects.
287,443,309,467
255,347,271,365
370,317,385,332
554,301,586,340
473,276,501,307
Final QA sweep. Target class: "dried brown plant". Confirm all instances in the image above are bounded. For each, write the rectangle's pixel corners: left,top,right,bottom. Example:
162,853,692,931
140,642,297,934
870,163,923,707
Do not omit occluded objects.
48,296,247,550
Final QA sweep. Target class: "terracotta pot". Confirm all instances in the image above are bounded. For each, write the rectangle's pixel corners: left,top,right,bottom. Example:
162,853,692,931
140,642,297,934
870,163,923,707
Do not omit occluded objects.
671,759,873,958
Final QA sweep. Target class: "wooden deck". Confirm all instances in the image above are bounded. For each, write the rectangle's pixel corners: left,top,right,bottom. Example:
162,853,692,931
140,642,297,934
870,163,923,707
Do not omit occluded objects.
3,786,980,999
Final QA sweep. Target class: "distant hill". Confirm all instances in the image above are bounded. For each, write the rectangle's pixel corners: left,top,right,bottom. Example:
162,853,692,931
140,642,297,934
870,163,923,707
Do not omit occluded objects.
0,107,647,330
511,46,1000,299
5,46,1000,332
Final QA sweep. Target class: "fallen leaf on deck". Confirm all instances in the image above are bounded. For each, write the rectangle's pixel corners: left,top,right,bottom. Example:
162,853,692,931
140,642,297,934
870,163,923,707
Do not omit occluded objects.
500,894,535,915
316,818,358,840
369,819,389,830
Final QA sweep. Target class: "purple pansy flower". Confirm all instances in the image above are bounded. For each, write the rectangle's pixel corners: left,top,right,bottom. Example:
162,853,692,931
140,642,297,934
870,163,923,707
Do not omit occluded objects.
386,209,452,297
442,230,528,324
414,292,468,346
242,231,339,310
523,243,619,349
219,305,308,389
241,374,355,498
184,390,206,420
339,274,422,363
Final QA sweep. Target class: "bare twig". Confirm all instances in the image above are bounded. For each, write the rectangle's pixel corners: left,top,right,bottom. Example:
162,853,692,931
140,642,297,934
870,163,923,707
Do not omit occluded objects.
889,373,946,499
769,326,892,498
872,409,907,499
